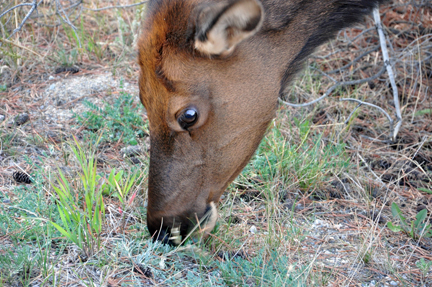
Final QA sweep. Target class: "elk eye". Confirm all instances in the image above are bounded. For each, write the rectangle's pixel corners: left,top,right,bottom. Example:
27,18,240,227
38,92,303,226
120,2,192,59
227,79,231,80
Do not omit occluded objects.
177,108,198,130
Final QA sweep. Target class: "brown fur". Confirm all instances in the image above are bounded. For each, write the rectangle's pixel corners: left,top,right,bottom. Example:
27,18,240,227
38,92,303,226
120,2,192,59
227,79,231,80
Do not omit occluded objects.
138,0,386,243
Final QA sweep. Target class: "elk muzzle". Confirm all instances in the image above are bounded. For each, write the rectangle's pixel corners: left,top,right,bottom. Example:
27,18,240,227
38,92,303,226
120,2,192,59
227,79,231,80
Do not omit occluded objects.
147,201,218,245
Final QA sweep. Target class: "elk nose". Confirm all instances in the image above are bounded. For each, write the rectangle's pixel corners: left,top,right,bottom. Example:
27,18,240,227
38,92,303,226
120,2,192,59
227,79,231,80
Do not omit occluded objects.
147,221,185,246
153,228,182,245
147,202,218,245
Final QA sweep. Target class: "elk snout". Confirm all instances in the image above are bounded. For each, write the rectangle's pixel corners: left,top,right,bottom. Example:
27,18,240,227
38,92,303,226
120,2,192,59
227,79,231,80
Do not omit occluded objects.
147,202,218,245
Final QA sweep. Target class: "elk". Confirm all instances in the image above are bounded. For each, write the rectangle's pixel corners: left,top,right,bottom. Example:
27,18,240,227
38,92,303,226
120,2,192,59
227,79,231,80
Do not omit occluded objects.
138,0,386,244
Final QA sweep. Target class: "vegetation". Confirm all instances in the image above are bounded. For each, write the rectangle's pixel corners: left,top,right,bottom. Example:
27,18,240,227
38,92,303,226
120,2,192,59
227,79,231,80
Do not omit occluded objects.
49,136,107,257
1,1,431,286
74,92,149,145
387,203,432,240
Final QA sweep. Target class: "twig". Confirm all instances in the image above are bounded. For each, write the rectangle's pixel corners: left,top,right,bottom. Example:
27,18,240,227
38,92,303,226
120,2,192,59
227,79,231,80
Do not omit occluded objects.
373,8,402,140
36,0,82,28
281,9,400,141
55,0,81,48
340,98,394,134
0,37,43,57
310,67,337,82
0,0,39,41
83,1,149,11
326,46,380,75
0,2,34,20
346,27,376,45
344,103,362,124
279,65,386,108
310,48,343,60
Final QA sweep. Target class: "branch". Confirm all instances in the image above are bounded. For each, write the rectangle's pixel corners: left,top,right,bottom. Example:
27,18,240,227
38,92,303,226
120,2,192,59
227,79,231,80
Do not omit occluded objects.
34,0,82,28
281,8,401,141
340,98,394,134
373,8,401,140
326,46,379,75
83,1,149,11
0,2,34,20
346,27,375,45
279,65,386,108
0,0,39,41
55,0,81,48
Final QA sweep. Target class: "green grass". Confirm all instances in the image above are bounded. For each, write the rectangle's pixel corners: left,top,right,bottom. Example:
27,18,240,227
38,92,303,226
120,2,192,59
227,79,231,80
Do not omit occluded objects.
74,92,148,145
0,156,61,285
0,129,20,158
242,118,351,192
216,249,308,286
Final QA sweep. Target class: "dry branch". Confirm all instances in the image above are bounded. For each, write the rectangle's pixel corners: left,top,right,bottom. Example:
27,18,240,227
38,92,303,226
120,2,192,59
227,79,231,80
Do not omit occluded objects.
372,8,402,140
326,46,379,75
280,7,404,141
83,1,148,11
0,0,148,47
0,0,39,42
279,65,386,108
54,0,82,47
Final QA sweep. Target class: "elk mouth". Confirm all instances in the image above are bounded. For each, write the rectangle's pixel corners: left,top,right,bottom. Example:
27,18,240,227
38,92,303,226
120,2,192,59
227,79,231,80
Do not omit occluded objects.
150,202,218,245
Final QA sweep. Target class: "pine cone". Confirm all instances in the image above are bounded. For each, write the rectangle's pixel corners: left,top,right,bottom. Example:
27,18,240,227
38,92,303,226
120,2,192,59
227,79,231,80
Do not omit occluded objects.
12,171,33,184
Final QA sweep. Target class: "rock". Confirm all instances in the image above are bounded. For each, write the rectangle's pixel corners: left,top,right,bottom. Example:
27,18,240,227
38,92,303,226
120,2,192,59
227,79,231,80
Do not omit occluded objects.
249,226,258,234
14,113,29,125
121,145,142,157
130,157,141,165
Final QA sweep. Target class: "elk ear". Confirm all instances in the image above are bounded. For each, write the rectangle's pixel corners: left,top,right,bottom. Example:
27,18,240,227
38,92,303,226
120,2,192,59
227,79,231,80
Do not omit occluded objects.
194,0,264,56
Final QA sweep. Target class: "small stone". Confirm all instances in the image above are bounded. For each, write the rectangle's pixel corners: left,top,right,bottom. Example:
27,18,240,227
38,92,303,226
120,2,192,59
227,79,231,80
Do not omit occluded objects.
121,145,142,157
14,113,29,125
249,226,257,234
3,199,11,204
48,83,56,90
390,281,398,286
159,257,166,269
0,114,5,122
130,157,141,165
49,76,55,80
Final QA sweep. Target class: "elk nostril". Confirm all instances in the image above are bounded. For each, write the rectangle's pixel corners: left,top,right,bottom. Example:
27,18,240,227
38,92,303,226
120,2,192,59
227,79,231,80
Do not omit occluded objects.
153,227,182,246
155,229,170,244
204,204,212,215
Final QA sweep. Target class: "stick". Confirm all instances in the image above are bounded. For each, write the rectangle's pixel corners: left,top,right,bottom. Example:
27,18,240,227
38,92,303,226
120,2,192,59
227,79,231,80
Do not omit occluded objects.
83,1,149,11
373,8,402,140
279,65,386,108
340,98,394,133
0,0,39,41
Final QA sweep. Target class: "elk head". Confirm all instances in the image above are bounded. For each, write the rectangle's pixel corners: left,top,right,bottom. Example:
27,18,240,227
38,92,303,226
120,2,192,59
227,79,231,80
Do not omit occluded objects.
138,0,384,244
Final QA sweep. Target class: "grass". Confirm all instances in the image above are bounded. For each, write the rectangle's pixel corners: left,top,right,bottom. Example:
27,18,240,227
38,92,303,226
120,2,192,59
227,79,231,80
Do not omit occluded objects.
243,119,350,192
49,136,107,257
74,91,149,145
1,0,431,286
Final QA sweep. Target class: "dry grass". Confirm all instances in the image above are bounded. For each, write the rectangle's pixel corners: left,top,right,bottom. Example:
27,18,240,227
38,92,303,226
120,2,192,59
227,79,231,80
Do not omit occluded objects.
1,0,431,286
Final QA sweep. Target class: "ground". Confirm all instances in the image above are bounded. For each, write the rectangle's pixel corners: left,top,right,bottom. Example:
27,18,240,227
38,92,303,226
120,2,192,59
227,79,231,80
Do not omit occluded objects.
0,1,431,286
